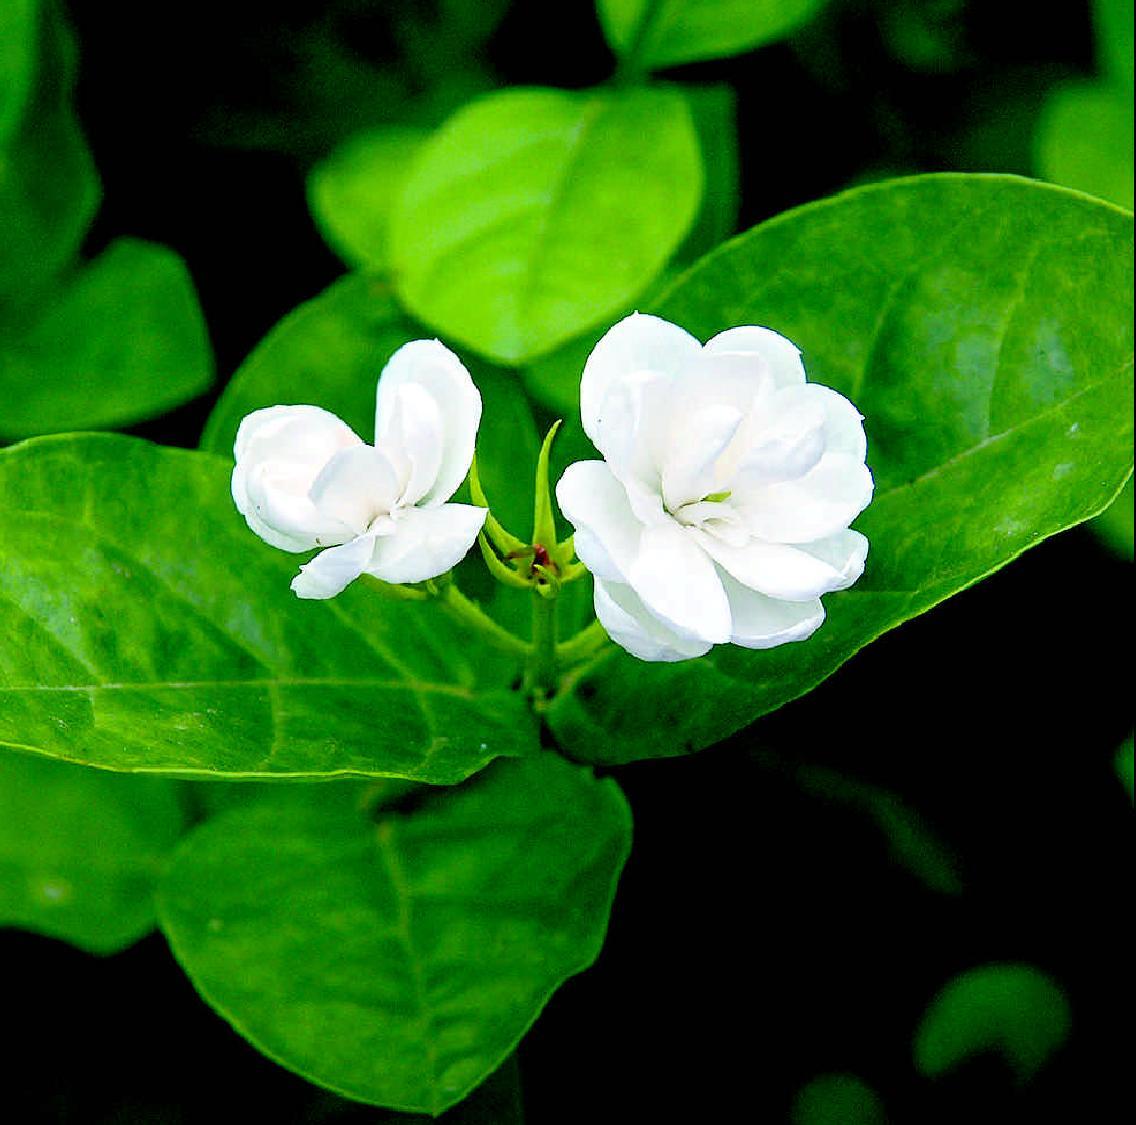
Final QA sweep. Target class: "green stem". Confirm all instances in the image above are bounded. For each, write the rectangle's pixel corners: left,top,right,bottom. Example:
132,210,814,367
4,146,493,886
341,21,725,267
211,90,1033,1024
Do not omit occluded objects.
614,0,666,86
434,583,531,659
524,592,559,698
556,619,610,666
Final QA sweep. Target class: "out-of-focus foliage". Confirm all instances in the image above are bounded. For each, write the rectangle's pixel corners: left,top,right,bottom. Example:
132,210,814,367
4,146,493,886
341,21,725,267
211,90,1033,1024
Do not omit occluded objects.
913,964,1072,1083
791,1073,888,1125
597,0,829,69
0,751,185,954
1117,736,1134,802
0,0,38,146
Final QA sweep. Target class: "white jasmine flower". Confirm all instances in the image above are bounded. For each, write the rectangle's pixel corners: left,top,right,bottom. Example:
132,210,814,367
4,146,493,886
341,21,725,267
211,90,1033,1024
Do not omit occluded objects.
556,313,873,662
231,340,487,599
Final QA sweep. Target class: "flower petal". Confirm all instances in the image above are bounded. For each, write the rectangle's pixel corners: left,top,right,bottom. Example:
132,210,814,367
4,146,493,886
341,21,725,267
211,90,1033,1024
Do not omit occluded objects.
627,522,732,644
308,445,402,537
720,571,825,649
701,325,807,388
736,452,874,544
696,528,868,601
291,534,378,600
579,313,701,449
375,340,481,505
377,382,445,506
555,460,645,582
594,578,712,663
660,402,744,510
366,503,487,585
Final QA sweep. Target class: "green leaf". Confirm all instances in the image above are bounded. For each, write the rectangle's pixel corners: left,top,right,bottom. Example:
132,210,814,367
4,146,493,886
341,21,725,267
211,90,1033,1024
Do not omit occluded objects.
791,1073,888,1125
389,85,702,364
597,0,829,70
676,84,740,263
0,0,99,300
547,175,1134,764
308,126,429,273
0,0,38,146
0,433,537,782
1094,0,1134,93
1090,474,1133,559
0,239,214,439
157,755,631,1114
914,964,1072,1083
1035,82,1134,211
1116,735,1134,802
0,748,185,953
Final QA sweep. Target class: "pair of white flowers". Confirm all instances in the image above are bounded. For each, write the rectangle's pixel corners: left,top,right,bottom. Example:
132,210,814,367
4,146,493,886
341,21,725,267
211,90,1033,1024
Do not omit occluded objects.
232,313,873,662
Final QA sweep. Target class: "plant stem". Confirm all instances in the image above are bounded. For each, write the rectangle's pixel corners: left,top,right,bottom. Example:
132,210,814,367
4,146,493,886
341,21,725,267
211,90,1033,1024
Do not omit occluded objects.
614,0,666,86
435,583,531,659
556,619,610,666
524,592,559,698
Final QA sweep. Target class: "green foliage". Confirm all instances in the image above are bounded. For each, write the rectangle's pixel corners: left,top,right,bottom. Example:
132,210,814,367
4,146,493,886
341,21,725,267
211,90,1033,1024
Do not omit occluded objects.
0,239,214,439
389,85,703,363
0,0,38,146
0,748,185,953
0,0,98,301
676,84,740,262
308,126,429,273
1116,736,1134,802
913,963,1072,1083
597,0,829,70
546,175,1134,764
791,1073,888,1125
0,433,536,782
158,755,631,1114
1094,0,1134,93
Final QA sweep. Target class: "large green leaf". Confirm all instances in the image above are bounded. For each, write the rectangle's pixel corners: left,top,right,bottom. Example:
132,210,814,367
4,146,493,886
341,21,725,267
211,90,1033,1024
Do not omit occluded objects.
157,755,631,1114
547,175,1134,764
597,0,829,70
0,0,98,301
1094,0,1134,93
389,85,702,364
0,434,536,781
0,748,185,953
0,0,38,146
913,964,1071,1083
308,126,429,274
0,239,214,439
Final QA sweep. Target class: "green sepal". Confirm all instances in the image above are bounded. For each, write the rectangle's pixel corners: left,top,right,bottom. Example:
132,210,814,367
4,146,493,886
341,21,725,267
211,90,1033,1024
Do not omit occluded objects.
531,419,562,552
477,532,532,590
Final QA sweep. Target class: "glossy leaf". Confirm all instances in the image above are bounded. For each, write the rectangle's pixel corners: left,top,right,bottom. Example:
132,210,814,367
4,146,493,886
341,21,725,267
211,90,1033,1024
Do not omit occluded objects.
1036,83,1134,211
389,85,702,363
597,0,829,70
0,434,536,782
547,175,1134,764
308,126,429,273
157,755,631,1114
0,0,98,300
0,749,185,953
0,239,214,439
914,964,1071,1083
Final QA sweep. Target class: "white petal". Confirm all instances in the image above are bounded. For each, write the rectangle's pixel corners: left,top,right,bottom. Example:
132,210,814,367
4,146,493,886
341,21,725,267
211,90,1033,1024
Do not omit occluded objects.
720,571,825,649
308,445,402,537
594,578,712,663
556,461,645,582
591,368,675,505
730,389,827,487
291,534,378,600
374,340,481,505
766,382,867,461
701,325,807,388
366,503,487,584
232,405,363,552
580,313,701,448
376,381,445,506
737,452,874,544
627,522,732,644
696,528,868,601
660,403,743,510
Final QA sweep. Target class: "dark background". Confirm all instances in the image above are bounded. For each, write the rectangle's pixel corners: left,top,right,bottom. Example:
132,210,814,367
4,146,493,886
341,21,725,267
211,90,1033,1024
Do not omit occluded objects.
4,2,1130,1121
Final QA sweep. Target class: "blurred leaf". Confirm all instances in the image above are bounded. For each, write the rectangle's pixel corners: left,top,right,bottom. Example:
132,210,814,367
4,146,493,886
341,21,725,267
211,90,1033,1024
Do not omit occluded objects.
914,964,1072,1083
158,755,631,1114
597,0,829,70
1094,0,1134,92
1090,474,1133,558
1036,82,1134,211
0,749,185,953
546,175,1134,765
308,126,429,273
0,0,98,301
0,239,214,439
390,85,702,364
791,1073,887,1125
877,0,971,74
676,84,740,263
0,0,38,145
1116,736,1134,802
0,434,537,782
